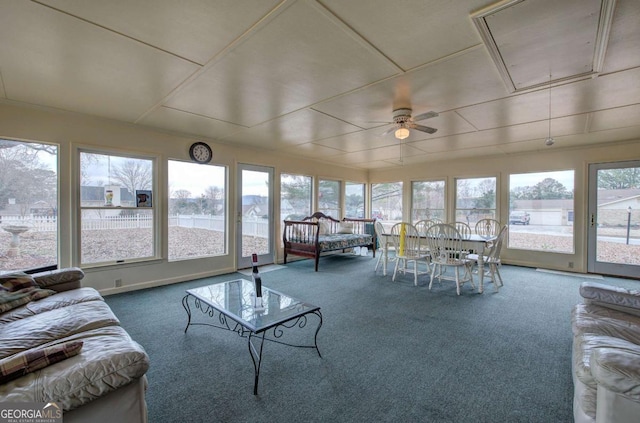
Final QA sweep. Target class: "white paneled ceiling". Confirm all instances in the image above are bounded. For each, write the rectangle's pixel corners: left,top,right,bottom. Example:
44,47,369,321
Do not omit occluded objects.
1,0,639,169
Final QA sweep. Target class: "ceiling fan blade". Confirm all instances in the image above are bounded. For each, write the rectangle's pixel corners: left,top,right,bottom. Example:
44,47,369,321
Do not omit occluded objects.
412,124,438,134
412,111,438,122
381,126,397,136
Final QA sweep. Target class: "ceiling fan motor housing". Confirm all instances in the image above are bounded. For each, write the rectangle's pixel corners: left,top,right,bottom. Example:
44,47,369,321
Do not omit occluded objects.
392,108,412,125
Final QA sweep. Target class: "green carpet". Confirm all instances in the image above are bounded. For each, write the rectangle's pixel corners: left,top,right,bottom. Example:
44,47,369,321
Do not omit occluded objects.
105,255,639,423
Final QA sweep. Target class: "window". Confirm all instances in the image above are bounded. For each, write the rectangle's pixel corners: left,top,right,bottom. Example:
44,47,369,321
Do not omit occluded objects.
318,179,341,218
79,151,155,265
411,180,445,223
168,161,227,260
371,182,403,225
280,173,312,220
455,177,496,225
345,182,365,218
508,170,574,253
0,139,58,273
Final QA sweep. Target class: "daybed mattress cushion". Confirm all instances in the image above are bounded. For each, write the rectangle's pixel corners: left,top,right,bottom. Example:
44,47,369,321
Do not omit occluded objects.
0,326,149,411
318,233,371,251
0,287,103,324
0,300,119,359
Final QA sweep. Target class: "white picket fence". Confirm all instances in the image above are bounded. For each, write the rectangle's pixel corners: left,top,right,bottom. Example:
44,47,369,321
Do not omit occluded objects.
1,214,269,237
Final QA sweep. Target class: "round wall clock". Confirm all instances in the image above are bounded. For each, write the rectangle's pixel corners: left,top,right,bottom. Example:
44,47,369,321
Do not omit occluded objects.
188,142,213,164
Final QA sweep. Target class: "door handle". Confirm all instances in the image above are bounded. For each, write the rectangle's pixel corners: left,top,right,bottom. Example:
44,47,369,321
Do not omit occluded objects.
590,213,595,227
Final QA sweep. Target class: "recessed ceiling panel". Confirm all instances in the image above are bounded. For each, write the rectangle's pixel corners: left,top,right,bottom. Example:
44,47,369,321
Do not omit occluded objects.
474,0,611,91
319,0,489,70
165,0,400,127
0,1,199,122
219,109,363,149
314,111,476,152
498,127,640,153
38,0,283,65
139,106,244,140
314,48,508,126
410,115,588,154
588,104,640,132
457,68,640,130
281,142,345,158
393,146,506,165
327,143,426,165
601,0,640,73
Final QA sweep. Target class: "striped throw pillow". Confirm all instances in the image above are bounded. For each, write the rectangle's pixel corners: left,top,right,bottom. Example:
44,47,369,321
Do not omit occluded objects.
0,341,84,384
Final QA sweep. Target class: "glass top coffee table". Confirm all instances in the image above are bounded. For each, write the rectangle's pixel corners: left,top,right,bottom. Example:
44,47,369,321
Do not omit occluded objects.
182,279,323,395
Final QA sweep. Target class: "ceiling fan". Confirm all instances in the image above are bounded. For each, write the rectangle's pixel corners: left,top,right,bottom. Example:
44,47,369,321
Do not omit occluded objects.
381,108,438,140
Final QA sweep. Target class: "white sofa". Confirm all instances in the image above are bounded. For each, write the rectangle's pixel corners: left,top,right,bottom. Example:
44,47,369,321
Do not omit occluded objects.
571,281,640,423
0,268,149,423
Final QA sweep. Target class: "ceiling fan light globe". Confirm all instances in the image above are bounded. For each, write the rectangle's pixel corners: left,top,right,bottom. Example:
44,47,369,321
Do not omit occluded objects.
545,137,555,146
395,127,410,140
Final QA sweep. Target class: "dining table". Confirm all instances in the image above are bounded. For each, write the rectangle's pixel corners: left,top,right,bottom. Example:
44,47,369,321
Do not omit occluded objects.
379,231,497,294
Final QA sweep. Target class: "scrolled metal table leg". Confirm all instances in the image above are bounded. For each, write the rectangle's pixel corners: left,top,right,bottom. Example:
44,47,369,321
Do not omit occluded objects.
182,294,192,333
313,310,323,358
248,331,266,395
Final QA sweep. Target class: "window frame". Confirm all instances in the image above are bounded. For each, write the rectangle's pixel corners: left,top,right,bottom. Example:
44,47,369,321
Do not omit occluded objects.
507,169,575,254
454,176,497,225
280,172,313,221
371,181,403,223
318,178,342,218
411,179,446,223
345,181,365,218
168,159,228,262
77,148,160,267
0,138,59,273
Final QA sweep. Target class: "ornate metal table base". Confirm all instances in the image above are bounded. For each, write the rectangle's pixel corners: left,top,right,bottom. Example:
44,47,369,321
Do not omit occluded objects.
182,291,323,395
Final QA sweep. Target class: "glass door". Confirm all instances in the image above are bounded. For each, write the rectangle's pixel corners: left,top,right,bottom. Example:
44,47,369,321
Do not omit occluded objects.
587,161,640,278
236,164,274,269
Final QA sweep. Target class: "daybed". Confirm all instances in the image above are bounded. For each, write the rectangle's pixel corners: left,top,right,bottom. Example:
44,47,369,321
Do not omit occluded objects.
0,267,149,423
572,281,640,423
283,212,376,271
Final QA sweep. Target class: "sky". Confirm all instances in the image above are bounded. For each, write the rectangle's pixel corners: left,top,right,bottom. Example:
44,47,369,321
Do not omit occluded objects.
509,170,574,190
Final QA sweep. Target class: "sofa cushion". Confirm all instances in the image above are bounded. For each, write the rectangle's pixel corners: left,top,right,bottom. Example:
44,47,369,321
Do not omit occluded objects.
591,345,640,402
0,300,119,359
0,287,104,324
33,267,84,289
580,282,640,317
0,326,149,411
0,340,83,384
572,303,640,344
573,334,636,388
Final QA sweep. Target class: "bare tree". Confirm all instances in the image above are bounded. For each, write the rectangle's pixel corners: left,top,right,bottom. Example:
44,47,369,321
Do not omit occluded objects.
111,159,152,195
0,142,56,216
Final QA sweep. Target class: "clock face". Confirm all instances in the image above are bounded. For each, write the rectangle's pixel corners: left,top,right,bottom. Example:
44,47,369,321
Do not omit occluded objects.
189,142,212,164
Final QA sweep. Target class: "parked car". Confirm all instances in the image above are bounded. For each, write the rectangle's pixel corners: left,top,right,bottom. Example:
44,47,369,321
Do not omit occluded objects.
509,210,531,225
